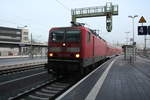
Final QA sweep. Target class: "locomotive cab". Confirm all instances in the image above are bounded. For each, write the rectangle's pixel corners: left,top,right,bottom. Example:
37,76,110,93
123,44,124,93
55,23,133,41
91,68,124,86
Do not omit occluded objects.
46,24,122,75
47,27,82,74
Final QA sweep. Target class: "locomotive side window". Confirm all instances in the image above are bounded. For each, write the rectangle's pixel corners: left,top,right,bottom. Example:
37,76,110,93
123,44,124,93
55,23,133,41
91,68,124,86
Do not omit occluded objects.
87,32,91,42
51,30,64,42
66,30,80,42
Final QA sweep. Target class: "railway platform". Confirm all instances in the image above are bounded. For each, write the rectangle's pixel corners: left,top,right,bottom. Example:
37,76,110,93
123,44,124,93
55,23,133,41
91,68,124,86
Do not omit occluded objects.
56,55,150,100
0,56,47,71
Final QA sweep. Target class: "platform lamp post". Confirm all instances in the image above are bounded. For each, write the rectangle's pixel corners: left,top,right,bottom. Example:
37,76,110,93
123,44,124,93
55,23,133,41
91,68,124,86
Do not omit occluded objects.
128,15,138,62
128,15,138,45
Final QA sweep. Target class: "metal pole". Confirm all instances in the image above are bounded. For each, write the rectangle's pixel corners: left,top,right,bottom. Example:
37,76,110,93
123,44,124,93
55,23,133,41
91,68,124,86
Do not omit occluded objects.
144,34,147,55
31,33,33,58
132,18,135,44
144,35,146,49
128,15,138,62
131,17,135,62
140,22,147,55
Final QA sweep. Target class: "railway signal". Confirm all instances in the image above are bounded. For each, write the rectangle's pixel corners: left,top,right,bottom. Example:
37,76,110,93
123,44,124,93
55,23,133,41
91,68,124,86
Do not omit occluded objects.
106,13,112,32
71,2,118,32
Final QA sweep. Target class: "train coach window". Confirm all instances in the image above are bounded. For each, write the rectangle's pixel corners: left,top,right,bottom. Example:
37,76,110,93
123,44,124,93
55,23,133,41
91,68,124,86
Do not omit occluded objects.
87,32,91,42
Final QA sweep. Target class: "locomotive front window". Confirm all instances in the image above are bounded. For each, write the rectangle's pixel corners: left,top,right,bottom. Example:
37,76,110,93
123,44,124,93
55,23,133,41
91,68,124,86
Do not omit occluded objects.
51,30,64,42
66,30,80,42
50,29,80,42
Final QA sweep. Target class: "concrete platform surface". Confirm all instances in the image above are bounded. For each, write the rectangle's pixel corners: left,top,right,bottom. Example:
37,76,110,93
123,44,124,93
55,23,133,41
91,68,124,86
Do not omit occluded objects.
0,56,47,71
56,56,150,100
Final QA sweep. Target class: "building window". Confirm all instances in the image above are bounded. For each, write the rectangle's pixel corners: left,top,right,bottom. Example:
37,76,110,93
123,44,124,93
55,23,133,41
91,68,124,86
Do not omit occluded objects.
16,32,21,34
23,37,28,41
23,32,28,35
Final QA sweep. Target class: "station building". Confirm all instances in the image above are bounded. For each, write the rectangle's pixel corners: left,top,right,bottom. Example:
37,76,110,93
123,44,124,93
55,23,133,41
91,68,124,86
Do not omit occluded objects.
0,26,29,56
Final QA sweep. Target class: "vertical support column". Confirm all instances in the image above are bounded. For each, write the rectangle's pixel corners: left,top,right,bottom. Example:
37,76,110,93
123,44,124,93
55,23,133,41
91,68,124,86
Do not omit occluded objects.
19,46,22,55
106,13,112,32
71,9,76,23
30,33,33,58
72,16,76,23
144,35,147,56
106,2,113,32
144,35,146,50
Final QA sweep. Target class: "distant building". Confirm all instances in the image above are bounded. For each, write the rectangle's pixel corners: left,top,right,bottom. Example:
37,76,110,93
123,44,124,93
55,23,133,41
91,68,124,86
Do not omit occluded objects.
19,28,29,43
0,27,22,42
0,26,29,43
0,26,29,56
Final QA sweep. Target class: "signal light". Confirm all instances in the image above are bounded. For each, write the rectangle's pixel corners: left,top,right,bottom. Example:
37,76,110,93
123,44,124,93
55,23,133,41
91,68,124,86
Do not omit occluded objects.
49,53,53,57
75,53,80,58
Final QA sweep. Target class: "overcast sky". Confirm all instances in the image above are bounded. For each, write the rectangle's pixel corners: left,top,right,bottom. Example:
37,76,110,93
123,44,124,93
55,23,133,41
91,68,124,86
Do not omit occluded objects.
0,0,150,47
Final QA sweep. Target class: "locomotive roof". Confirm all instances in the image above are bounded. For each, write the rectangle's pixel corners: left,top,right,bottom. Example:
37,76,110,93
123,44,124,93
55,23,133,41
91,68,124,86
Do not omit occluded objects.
88,28,106,42
50,26,106,43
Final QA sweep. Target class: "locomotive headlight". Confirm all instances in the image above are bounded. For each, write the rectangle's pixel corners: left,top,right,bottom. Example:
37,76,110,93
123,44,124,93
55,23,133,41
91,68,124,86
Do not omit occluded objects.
75,53,80,58
49,53,53,57
62,43,66,47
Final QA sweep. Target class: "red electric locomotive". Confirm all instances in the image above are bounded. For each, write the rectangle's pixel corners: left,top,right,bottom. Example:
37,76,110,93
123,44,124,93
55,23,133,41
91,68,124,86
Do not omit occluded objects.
46,23,121,75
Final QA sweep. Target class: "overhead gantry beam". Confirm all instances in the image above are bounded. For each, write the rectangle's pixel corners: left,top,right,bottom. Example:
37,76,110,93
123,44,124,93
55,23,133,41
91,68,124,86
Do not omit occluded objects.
71,2,118,32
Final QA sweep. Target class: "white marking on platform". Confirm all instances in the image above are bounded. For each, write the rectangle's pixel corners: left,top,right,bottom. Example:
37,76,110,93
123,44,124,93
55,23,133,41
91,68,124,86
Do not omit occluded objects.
56,59,111,100
137,56,150,62
85,58,117,100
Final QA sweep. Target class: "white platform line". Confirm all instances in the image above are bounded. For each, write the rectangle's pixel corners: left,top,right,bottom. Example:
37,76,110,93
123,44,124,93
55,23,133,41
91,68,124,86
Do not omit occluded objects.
85,58,117,100
137,56,150,63
56,59,112,100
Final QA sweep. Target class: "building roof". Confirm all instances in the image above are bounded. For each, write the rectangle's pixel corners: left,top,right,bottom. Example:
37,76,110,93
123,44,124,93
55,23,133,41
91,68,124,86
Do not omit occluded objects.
0,26,21,31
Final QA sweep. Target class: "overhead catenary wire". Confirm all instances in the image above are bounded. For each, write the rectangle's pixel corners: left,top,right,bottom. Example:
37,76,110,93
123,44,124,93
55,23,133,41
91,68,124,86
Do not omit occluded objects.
55,0,71,11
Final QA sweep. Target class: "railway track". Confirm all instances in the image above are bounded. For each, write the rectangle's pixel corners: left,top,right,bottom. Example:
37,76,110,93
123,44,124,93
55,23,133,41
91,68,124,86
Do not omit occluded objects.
0,62,46,75
9,76,78,100
0,62,82,100
0,58,110,100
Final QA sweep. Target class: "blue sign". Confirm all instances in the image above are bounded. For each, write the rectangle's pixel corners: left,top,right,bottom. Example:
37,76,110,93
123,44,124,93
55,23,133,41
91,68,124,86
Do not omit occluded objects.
148,26,150,35
138,26,147,35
